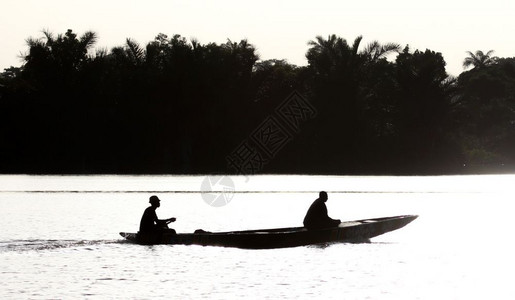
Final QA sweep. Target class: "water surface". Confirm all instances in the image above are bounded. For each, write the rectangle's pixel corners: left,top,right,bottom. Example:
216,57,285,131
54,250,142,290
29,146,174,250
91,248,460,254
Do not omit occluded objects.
1,175,514,299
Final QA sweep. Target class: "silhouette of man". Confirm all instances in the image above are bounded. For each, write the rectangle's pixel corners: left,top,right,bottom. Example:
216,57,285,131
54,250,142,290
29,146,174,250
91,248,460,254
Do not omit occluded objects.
139,195,176,234
303,191,341,230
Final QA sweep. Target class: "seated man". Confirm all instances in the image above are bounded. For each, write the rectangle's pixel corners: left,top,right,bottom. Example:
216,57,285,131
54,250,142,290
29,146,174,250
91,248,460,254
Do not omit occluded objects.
303,191,341,230
139,195,176,234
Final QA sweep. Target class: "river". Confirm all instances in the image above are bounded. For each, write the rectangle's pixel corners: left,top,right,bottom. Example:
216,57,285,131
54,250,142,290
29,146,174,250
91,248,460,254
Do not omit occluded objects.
0,174,514,299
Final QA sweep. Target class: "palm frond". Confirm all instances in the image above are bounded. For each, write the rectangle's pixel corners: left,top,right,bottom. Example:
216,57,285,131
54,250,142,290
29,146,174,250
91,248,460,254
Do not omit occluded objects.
382,42,401,53
126,38,145,64
463,57,474,68
463,49,497,69
191,38,200,50
25,37,44,48
363,41,400,61
364,41,379,54
351,35,363,55
465,51,475,58
80,31,98,50
42,29,54,46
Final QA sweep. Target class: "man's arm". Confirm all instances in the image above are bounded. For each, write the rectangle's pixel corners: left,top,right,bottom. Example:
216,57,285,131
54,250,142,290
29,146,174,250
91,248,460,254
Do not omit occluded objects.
156,217,176,225
163,217,176,224
322,203,340,225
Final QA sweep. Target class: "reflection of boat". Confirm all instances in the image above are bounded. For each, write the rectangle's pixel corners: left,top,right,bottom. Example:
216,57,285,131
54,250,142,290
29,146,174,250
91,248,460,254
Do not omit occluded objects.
120,215,418,249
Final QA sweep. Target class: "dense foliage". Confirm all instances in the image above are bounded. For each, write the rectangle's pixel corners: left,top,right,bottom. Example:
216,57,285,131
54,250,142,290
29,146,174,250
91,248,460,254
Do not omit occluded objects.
1,30,514,174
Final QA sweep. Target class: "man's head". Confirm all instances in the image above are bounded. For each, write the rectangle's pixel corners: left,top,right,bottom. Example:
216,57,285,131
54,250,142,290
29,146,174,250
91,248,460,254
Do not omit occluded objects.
319,191,328,201
149,195,161,207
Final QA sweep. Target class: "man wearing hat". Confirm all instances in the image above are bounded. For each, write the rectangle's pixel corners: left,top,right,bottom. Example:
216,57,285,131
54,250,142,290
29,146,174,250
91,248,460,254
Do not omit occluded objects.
139,195,176,234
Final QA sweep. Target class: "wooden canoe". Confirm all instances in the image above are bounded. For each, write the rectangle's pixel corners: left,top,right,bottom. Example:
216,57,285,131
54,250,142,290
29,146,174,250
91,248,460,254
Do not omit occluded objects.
120,215,417,249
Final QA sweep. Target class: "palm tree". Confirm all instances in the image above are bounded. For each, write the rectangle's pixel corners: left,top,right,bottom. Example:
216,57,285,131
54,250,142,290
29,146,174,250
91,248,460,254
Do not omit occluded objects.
306,34,340,58
125,38,145,65
222,39,259,76
463,50,497,70
307,35,400,73
306,35,365,77
23,29,97,71
307,35,361,59
22,29,98,90
109,38,147,67
362,40,401,62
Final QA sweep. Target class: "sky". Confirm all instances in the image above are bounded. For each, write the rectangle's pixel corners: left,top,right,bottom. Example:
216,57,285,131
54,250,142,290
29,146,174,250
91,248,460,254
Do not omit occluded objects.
1,0,514,76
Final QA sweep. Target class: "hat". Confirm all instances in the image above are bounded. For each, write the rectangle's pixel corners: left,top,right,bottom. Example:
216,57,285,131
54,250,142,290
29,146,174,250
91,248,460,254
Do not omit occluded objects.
149,195,160,204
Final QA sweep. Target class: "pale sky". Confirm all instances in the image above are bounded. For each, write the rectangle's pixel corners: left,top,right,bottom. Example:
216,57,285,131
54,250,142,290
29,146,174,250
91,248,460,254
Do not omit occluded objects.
1,0,514,76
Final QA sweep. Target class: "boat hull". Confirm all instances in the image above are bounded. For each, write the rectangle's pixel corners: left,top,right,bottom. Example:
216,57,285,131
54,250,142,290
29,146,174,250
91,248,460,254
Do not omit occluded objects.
120,215,417,249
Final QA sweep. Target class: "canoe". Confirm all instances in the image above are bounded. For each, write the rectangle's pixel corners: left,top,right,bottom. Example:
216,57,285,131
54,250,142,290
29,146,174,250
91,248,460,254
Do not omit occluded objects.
120,215,417,249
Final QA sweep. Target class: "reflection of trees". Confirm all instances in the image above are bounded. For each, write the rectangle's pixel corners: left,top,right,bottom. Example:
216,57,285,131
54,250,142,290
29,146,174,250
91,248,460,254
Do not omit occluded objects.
1,30,514,174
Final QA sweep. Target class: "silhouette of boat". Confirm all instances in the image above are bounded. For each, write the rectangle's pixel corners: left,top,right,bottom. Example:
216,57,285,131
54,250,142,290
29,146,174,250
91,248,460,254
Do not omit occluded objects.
120,215,417,249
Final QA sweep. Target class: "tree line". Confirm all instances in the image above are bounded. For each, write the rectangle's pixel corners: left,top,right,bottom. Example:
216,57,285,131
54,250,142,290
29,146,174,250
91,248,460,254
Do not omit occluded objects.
1,29,514,174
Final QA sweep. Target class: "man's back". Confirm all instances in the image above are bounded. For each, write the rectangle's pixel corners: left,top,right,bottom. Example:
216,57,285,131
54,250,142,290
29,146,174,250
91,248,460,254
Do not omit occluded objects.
303,192,340,230
139,206,157,232
303,198,328,229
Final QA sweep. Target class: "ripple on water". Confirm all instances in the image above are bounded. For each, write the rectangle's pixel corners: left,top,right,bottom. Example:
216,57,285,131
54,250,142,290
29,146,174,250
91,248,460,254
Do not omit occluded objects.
0,239,124,252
